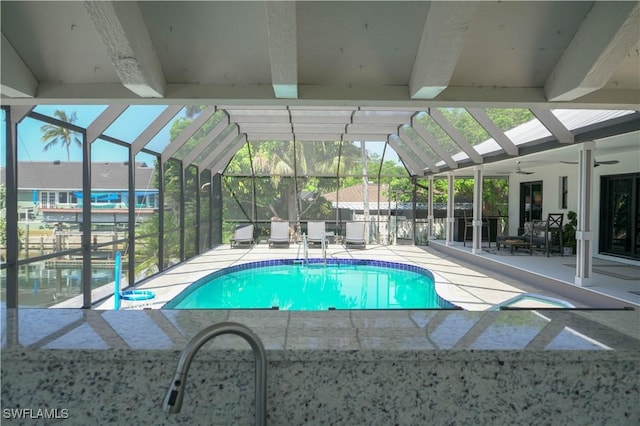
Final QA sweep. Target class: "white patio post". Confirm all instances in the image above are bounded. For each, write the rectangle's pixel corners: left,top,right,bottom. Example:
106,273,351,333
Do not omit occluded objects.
575,141,595,286
472,165,484,254
446,173,455,246
428,175,435,240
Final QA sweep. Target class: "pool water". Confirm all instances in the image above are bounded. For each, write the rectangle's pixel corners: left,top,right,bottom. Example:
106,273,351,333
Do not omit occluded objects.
164,259,454,310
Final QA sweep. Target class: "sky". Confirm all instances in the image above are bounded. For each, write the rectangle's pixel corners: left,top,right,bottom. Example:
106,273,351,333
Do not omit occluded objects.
12,105,176,165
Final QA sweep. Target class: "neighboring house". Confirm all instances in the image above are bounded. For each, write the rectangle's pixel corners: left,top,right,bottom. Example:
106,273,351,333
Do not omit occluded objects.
2,161,158,227
321,183,477,243
321,182,472,218
321,183,391,215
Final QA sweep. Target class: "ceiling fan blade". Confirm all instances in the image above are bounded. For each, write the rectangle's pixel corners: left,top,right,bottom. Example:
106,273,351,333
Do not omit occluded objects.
517,170,535,175
561,159,619,167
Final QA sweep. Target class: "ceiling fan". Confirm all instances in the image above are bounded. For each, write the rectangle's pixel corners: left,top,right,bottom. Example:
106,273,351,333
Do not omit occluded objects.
559,159,620,167
496,161,534,175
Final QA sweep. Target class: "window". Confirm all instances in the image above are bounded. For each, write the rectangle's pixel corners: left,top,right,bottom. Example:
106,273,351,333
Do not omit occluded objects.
40,191,56,208
520,181,543,229
57,191,78,205
19,208,35,221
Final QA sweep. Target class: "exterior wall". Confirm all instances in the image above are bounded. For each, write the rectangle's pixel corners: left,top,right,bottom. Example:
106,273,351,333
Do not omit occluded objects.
17,191,32,203
507,138,639,258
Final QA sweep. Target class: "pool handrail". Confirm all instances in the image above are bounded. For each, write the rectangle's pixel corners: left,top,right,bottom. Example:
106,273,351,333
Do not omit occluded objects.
295,235,302,259
302,233,309,265
321,232,327,265
488,293,576,311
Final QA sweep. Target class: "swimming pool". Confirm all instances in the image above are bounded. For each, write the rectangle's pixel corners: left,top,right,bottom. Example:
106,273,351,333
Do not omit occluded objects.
163,258,455,310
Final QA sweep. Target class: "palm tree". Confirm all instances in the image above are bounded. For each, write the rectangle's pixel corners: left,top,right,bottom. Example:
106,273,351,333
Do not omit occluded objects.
40,110,82,160
252,141,298,222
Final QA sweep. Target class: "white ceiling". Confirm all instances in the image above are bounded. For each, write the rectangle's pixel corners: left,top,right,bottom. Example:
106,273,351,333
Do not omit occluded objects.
2,1,639,175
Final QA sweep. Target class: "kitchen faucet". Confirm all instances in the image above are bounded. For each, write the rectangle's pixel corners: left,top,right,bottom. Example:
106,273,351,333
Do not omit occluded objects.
162,322,267,425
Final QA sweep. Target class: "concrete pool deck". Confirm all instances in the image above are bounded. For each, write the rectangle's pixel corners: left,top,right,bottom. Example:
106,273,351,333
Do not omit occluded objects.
92,242,638,311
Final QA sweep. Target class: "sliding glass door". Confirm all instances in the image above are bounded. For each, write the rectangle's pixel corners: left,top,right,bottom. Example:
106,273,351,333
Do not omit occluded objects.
600,173,640,260
519,181,543,230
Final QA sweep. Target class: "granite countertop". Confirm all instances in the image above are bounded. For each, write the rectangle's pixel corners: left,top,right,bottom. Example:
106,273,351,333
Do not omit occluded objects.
2,308,638,425
2,308,639,355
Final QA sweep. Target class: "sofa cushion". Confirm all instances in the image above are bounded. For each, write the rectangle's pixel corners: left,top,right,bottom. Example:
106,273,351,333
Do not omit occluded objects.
523,221,547,237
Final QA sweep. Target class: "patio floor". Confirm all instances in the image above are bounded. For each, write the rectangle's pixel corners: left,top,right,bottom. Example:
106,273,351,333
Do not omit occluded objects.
429,240,639,305
92,240,639,311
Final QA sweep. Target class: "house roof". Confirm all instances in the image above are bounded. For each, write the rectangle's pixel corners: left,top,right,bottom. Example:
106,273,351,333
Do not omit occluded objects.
322,183,389,204
4,162,156,191
320,183,471,211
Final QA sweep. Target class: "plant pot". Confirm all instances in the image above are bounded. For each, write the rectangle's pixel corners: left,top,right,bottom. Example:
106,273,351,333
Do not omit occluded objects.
563,247,574,256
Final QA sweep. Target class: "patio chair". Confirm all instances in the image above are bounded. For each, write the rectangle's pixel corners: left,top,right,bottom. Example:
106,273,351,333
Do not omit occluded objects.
528,220,549,254
344,222,366,248
230,224,255,248
268,221,290,248
307,221,327,246
545,213,564,257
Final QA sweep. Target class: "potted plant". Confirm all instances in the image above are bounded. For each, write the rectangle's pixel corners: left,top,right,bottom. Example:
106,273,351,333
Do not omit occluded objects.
562,210,577,255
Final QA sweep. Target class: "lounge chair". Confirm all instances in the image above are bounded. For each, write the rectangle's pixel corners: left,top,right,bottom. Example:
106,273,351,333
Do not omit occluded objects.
307,221,327,246
268,221,290,248
230,224,255,248
344,222,366,248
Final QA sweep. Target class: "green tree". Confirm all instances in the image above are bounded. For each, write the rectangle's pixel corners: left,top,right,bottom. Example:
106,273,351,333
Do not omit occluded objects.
485,108,535,132
249,140,362,223
0,219,6,248
133,109,222,275
222,139,366,240
136,109,225,271
133,157,185,272
418,108,530,215
441,107,534,145
431,176,508,216
40,110,82,160
417,108,534,152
